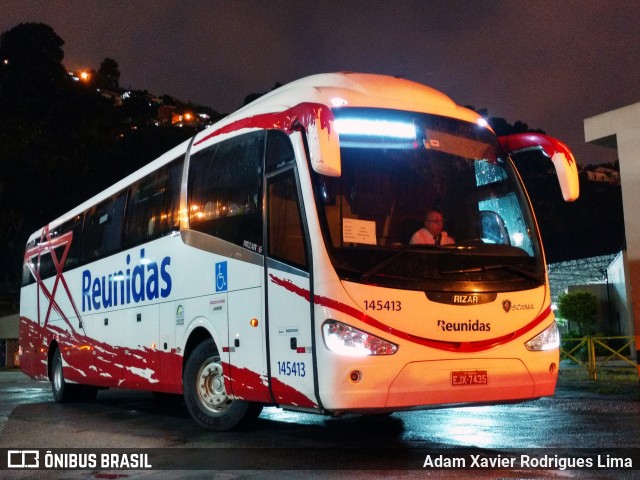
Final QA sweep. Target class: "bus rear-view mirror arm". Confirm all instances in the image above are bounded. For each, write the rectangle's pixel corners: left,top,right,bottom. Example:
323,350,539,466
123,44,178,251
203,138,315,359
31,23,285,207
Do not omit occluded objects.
499,132,580,202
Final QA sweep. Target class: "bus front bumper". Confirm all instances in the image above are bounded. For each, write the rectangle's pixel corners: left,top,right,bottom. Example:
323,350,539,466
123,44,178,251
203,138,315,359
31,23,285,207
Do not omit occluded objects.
385,358,556,408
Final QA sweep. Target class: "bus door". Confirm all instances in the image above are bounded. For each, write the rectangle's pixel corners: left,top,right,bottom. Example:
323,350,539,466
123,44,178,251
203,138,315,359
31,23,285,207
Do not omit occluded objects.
265,165,317,409
226,283,269,402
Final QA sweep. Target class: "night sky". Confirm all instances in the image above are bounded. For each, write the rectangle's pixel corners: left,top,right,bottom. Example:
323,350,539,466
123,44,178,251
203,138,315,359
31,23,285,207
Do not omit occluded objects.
3,1,640,165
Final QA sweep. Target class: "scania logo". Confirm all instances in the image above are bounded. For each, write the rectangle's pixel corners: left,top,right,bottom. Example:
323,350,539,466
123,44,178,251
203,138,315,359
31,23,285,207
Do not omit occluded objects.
502,299,535,312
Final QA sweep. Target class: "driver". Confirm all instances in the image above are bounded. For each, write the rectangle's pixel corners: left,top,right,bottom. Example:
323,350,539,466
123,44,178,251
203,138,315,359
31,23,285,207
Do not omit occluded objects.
410,210,455,245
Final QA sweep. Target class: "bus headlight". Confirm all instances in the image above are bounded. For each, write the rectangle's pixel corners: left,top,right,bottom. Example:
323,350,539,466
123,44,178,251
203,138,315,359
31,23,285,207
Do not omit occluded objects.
322,320,398,356
525,322,560,351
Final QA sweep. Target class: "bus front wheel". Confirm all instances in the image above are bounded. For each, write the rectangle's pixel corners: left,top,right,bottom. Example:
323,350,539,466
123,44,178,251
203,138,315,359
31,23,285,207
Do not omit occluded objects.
183,339,262,431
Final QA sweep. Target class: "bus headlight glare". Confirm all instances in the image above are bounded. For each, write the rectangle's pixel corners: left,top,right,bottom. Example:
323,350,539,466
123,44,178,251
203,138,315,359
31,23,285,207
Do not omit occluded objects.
322,320,398,356
525,322,560,351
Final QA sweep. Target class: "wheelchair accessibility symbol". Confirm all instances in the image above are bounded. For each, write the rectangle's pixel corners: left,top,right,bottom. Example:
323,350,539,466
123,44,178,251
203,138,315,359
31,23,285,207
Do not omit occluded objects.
215,261,228,292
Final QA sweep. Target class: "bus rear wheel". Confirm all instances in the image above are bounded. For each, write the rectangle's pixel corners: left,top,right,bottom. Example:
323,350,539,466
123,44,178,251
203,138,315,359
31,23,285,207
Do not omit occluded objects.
183,339,262,431
51,347,79,403
51,347,98,402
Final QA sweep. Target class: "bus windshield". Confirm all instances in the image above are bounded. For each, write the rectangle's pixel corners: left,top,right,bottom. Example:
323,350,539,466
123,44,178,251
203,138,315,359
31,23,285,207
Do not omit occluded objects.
314,108,544,292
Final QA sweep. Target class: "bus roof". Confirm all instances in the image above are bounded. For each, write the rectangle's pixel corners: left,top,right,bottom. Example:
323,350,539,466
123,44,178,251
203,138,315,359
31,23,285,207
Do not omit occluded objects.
192,72,481,148
28,72,482,242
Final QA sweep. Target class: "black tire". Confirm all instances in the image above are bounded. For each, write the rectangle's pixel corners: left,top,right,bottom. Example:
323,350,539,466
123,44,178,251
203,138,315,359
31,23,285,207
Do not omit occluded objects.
183,339,262,431
51,347,98,402
51,347,80,403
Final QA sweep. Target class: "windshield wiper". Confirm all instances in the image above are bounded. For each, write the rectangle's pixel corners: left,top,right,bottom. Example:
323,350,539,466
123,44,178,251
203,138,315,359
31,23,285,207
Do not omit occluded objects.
360,245,439,281
441,263,541,282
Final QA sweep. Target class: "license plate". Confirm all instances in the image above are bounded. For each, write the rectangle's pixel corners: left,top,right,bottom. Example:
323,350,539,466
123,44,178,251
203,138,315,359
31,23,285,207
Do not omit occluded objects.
451,370,488,386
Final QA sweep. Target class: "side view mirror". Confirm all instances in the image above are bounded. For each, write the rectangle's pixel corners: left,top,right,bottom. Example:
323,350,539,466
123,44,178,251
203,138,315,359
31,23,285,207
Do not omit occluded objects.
498,133,580,202
306,106,341,177
479,210,510,245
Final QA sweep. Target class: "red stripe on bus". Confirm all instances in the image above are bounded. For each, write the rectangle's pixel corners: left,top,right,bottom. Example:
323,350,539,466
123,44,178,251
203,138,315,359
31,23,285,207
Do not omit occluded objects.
193,102,334,147
269,274,551,353
20,316,316,407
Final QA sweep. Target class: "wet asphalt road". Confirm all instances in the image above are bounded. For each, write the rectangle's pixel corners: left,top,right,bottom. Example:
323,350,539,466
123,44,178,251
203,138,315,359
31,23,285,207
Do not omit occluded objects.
1,369,639,479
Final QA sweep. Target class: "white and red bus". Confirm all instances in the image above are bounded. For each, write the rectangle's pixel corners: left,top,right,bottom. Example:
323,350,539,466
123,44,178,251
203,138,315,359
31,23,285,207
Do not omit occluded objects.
19,73,579,430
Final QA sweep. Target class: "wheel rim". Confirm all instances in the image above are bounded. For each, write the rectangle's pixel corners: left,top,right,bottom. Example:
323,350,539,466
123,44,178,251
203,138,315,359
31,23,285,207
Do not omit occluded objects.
196,357,230,414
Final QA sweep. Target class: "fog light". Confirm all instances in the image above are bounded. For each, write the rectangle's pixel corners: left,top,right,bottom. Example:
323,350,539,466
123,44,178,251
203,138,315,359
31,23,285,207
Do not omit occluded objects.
349,370,362,383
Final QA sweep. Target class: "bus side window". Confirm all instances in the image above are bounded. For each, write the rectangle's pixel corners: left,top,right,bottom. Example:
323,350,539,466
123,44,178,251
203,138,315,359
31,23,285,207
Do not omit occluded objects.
268,170,308,271
56,214,84,270
265,131,307,268
123,158,182,248
22,244,35,286
265,130,295,172
81,192,126,262
188,132,264,251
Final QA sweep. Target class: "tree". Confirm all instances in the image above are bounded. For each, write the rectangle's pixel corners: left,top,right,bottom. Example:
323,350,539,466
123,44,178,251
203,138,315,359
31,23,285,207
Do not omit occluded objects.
0,24,120,298
243,82,282,106
557,291,598,336
0,22,77,215
96,57,120,91
464,107,545,137
0,23,67,111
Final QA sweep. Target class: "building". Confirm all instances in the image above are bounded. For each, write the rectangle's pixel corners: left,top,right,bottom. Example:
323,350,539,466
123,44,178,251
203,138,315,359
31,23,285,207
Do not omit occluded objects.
606,251,633,338
585,104,640,359
547,253,632,338
0,314,19,368
585,166,620,184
